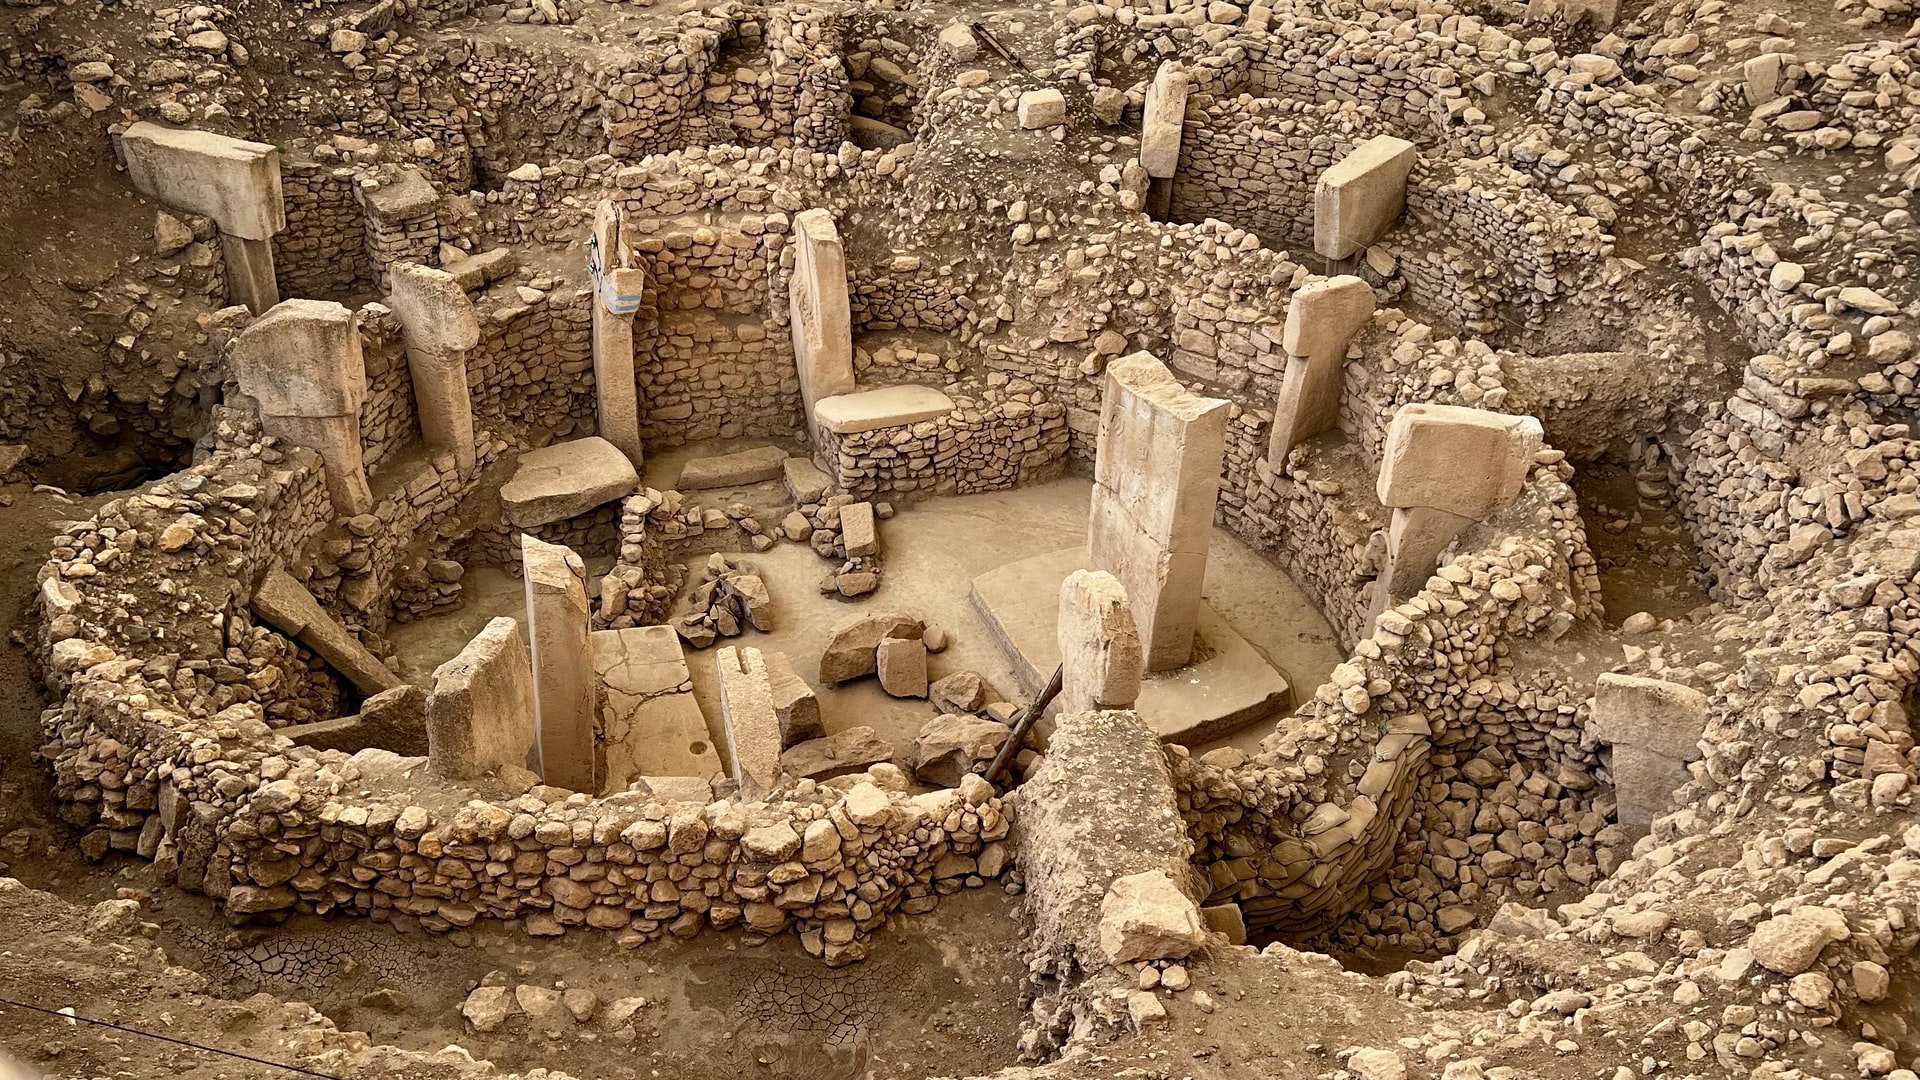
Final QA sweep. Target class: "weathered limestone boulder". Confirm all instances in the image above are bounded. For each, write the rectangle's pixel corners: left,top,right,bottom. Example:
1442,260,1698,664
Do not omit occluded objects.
930,670,992,714
818,611,924,683
1098,869,1205,963
1750,912,1843,975
876,636,928,698
1018,88,1066,128
1058,569,1142,714
676,445,788,490
912,714,1011,786
781,726,894,781
765,651,822,745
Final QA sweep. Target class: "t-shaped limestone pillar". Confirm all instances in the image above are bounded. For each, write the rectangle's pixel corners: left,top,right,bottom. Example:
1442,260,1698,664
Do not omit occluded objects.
1139,62,1190,221
1089,352,1231,672
589,200,647,467
120,122,286,313
1314,135,1419,261
522,535,598,794
1058,569,1143,715
388,262,480,473
1372,403,1543,609
1590,673,1709,824
1269,275,1375,462
789,209,855,424
425,617,536,781
231,299,372,515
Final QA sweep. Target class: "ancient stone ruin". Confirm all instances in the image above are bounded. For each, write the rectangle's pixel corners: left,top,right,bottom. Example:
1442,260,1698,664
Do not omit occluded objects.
0,0,1915,1076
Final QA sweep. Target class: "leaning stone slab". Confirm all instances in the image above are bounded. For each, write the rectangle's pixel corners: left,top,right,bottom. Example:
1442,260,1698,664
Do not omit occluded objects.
715,646,783,797
425,617,536,781
812,385,955,434
676,445,788,490
1058,569,1142,714
593,626,719,786
1314,134,1419,260
120,122,284,240
1376,403,1544,521
1139,62,1189,179
781,726,894,781
500,436,639,528
250,566,401,694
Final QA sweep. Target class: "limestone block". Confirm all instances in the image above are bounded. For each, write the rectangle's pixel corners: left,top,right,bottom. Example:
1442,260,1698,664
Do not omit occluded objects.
1270,274,1375,461
500,437,639,528
1376,403,1543,521
1139,63,1189,179
781,726,893,781
592,625,719,785
819,611,924,683
232,299,365,418
876,636,928,698
1018,88,1067,128
120,122,284,239
1058,569,1142,714
1378,504,1476,599
912,714,1011,787
783,457,832,503
1098,869,1205,963
789,209,854,416
522,536,597,793
1313,135,1418,260
765,650,822,746
715,646,782,797
676,445,787,490
1089,352,1229,672
812,385,955,434
840,501,878,557
426,617,536,781
250,566,401,694
1282,275,1376,359
389,262,479,471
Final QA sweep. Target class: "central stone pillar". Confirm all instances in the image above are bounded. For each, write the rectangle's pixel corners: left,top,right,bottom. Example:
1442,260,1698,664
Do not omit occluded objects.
231,299,372,515
120,122,287,313
590,200,646,467
522,535,598,793
1089,352,1231,672
388,262,480,472
788,208,855,423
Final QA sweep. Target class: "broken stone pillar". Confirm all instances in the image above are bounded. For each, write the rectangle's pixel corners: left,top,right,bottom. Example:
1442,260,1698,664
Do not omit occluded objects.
1140,61,1189,220
1314,135,1419,261
589,200,646,467
250,566,402,695
715,645,783,797
1089,352,1231,672
521,535,597,793
388,262,480,472
120,122,286,312
1268,275,1375,461
1590,674,1710,824
231,299,372,515
1373,403,1544,608
1058,569,1142,715
788,209,855,422
426,617,536,781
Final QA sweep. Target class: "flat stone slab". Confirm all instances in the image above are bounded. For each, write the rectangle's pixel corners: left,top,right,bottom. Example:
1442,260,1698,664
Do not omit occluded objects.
592,626,720,789
677,445,789,490
500,437,638,528
970,547,1291,745
813,385,955,434
251,567,402,694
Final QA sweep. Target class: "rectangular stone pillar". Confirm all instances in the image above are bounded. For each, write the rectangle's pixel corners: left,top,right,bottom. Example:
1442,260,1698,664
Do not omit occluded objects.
1089,352,1231,672
1269,275,1375,462
231,299,372,515
522,535,597,793
1314,135,1419,261
1139,62,1189,180
121,122,286,312
1590,674,1709,824
1371,403,1543,612
789,208,855,422
590,200,646,467
715,645,783,798
389,262,481,472
1058,569,1142,715
426,617,536,780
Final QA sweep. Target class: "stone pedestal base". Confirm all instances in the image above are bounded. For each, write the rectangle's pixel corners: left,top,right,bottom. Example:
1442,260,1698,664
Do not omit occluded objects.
970,547,1290,745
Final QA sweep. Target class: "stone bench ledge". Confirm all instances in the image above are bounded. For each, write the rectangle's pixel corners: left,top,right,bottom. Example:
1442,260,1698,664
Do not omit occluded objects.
813,384,956,435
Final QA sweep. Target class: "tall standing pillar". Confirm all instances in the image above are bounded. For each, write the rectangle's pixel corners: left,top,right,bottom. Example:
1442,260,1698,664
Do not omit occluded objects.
231,299,373,515
1089,352,1231,672
788,208,855,424
1139,61,1189,221
522,535,598,794
389,262,481,472
120,122,287,313
1268,275,1375,462
589,200,646,467
1314,135,1419,263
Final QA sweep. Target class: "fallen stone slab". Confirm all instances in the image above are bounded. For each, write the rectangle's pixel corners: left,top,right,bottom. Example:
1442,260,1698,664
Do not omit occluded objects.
500,437,638,528
781,726,894,781
251,566,402,694
676,445,788,490
840,501,878,557
284,684,425,755
593,625,720,787
715,645,782,797
812,385,955,434
783,457,833,502
634,775,714,803
818,611,924,683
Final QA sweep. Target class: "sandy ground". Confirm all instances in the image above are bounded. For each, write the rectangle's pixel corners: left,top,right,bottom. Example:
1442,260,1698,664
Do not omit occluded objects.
385,456,1345,775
